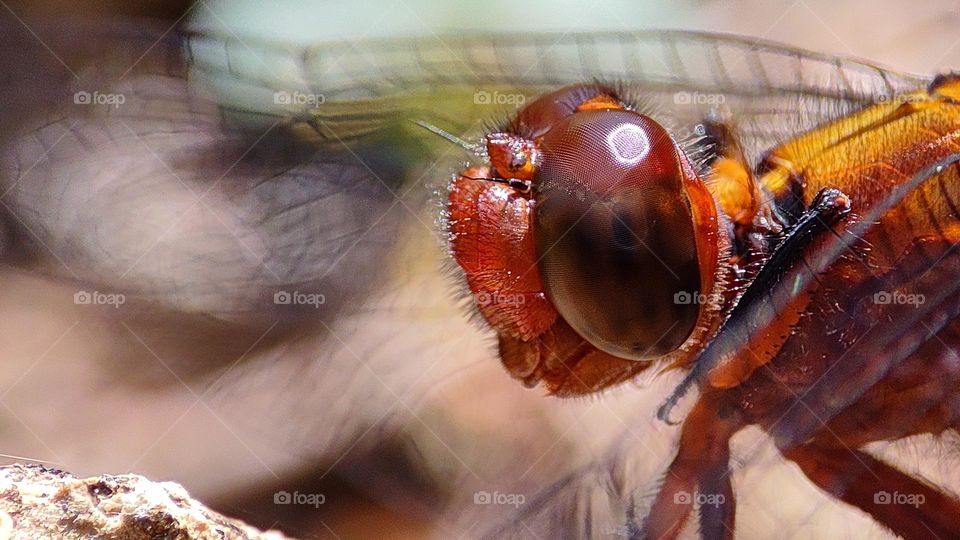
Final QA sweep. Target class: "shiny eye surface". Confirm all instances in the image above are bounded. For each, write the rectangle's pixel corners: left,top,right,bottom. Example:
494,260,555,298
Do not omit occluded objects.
534,110,702,360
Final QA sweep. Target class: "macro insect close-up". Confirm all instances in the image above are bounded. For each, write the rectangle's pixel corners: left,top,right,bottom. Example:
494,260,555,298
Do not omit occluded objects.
1,1,959,539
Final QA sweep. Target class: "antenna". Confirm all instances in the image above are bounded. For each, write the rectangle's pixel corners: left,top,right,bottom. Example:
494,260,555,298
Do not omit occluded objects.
412,120,532,194
412,120,485,157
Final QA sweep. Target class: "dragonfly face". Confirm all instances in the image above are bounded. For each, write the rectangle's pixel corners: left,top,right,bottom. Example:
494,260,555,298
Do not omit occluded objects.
450,84,721,365
2,15,960,540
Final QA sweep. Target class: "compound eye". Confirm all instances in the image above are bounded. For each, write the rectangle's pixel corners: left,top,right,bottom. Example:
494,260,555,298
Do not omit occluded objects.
534,110,702,360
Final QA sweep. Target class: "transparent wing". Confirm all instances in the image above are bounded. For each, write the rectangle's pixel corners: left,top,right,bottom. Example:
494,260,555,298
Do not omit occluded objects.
2,21,930,330
183,28,930,160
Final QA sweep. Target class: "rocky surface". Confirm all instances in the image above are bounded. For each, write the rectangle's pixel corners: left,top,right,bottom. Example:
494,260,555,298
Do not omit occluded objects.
0,464,290,539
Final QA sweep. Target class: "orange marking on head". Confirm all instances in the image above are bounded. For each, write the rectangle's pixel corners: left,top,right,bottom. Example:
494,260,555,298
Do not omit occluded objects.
575,94,624,112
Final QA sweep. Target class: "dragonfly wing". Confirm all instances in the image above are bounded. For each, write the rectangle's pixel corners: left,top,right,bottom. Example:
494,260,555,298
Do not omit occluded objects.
0,17,471,493
184,29,930,160
0,19,405,327
0,20,931,366
0,28,931,377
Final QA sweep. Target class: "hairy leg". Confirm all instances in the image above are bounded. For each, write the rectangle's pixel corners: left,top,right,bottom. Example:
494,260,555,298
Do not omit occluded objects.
782,442,960,540
643,396,739,540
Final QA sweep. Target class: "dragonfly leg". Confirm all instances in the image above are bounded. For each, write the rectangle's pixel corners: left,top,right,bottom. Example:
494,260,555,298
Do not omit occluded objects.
695,446,736,540
781,441,960,540
643,395,739,540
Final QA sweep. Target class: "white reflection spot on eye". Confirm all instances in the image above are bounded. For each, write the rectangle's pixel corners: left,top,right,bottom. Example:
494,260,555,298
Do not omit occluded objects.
606,123,650,165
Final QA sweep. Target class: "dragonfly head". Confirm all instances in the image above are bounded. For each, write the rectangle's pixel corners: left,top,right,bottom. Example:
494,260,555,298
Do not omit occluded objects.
449,83,721,366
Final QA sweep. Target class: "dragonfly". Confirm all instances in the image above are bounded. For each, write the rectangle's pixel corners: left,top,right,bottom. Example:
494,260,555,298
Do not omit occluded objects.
1,15,958,540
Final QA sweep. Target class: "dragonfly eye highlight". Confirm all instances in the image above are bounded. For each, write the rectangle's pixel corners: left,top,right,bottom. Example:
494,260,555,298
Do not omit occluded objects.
534,109,705,360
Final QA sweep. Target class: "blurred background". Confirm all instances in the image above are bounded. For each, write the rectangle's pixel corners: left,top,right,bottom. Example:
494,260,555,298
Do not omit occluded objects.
0,1,959,539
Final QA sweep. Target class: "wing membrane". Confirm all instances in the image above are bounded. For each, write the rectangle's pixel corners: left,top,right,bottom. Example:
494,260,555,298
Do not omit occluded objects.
182,29,930,157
